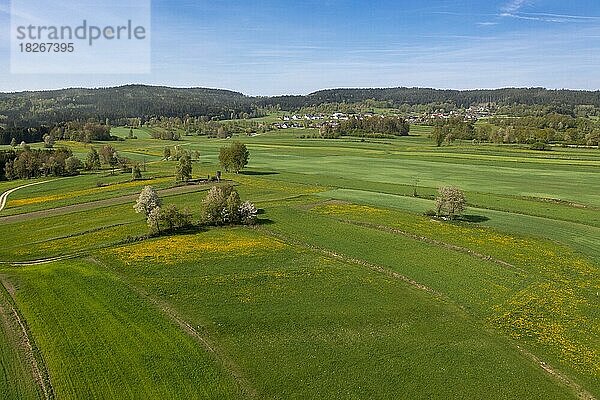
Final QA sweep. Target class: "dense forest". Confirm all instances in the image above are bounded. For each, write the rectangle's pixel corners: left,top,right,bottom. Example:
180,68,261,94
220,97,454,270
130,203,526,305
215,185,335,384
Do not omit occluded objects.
0,85,255,128
265,87,600,112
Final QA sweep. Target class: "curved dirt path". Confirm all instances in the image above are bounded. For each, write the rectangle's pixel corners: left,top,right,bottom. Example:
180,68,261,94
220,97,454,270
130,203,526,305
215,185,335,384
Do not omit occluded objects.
0,180,59,213
0,184,211,224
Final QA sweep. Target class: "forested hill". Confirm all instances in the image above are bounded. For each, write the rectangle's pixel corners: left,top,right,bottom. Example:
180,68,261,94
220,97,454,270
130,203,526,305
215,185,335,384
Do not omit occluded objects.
289,87,600,109
0,85,253,127
3,85,600,127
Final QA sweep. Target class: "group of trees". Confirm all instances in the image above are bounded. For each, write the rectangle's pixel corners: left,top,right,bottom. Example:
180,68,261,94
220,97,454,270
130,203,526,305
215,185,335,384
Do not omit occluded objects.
0,126,50,145
1,147,82,180
200,186,258,226
134,185,257,235
431,118,475,146
7,85,600,129
219,142,249,173
0,86,258,127
430,114,600,146
84,145,143,179
338,116,410,137
146,116,269,140
134,186,193,235
484,114,599,146
0,143,146,181
48,121,113,143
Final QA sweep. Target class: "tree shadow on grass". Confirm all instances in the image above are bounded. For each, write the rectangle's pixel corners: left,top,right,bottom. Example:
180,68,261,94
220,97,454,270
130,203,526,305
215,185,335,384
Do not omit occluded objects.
239,171,279,176
256,218,275,226
460,215,490,223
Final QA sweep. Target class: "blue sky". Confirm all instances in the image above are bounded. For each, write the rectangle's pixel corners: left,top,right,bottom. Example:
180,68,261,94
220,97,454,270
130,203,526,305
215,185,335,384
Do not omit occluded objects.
0,0,600,94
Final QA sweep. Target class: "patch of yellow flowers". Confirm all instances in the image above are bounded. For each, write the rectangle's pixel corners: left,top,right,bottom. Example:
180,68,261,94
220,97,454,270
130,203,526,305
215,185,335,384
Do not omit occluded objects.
10,177,171,207
112,229,285,264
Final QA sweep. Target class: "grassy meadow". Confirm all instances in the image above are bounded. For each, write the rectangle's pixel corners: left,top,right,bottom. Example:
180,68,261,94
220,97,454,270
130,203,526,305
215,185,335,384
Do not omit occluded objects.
0,124,598,399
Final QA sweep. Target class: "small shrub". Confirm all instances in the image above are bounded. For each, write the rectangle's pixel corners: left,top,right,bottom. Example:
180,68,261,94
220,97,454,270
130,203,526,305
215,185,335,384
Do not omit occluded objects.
530,142,552,151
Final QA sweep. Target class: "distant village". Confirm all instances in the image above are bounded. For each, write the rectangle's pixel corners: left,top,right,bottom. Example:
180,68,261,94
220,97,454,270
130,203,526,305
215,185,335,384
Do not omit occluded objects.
273,105,493,130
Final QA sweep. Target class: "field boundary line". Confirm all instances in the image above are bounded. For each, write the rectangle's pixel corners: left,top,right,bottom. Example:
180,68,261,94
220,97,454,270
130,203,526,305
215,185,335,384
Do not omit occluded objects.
257,226,598,400
0,278,55,399
516,345,597,400
333,217,526,274
320,188,600,229
88,257,259,399
256,227,445,299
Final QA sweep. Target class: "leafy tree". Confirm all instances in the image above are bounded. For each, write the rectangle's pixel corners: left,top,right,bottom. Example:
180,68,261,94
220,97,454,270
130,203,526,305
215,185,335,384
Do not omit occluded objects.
65,156,82,175
134,186,162,217
132,163,142,180
159,204,192,231
85,147,101,171
585,130,600,147
201,186,230,225
147,207,162,234
175,152,193,182
100,145,119,173
239,201,258,225
219,141,249,173
225,190,241,224
163,147,171,160
432,127,445,147
43,134,55,148
118,157,132,173
435,186,466,220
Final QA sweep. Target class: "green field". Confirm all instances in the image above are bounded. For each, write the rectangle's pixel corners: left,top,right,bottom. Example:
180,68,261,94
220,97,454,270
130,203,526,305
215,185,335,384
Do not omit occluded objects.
0,127,598,399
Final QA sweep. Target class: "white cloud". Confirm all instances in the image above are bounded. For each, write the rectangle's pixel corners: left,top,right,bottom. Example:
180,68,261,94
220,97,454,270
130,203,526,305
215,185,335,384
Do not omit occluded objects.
502,0,531,13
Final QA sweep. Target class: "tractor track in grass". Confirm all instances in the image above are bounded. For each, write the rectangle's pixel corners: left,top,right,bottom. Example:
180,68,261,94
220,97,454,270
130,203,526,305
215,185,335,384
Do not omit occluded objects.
0,184,211,224
0,253,88,267
517,345,597,400
255,226,444,299
88,257,259,399
0,180,61,213
333,217,527,274
0,279,54,399
256,226,596,400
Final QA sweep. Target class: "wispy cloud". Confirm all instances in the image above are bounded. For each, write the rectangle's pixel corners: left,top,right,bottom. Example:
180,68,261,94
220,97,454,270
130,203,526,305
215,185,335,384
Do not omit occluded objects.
477,22,499,27
500,12,600,23
502,0,531,13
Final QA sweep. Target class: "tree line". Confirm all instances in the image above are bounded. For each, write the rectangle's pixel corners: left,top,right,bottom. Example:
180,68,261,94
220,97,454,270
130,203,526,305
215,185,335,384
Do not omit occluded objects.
338,116,410,137
431,116,600,146
0,146,82,180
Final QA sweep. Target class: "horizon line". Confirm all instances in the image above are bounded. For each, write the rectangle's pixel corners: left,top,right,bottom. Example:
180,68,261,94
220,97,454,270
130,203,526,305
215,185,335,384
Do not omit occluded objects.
2,83,600,97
